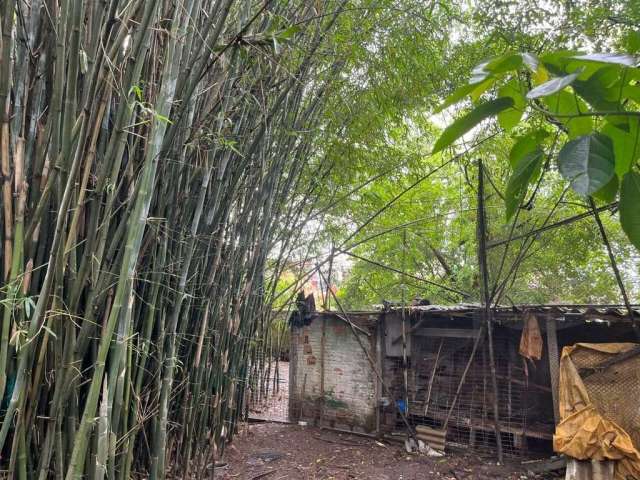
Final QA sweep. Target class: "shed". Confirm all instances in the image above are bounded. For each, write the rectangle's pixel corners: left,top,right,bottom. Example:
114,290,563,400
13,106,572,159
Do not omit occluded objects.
288,304,640,456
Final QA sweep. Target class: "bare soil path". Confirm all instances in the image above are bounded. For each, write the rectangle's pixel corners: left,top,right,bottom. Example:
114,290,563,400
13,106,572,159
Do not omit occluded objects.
217,423,559,480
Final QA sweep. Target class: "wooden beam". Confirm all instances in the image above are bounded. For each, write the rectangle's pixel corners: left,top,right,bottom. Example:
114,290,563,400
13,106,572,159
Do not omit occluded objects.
391,317,427,345
413,328,480,339
411,406,554,440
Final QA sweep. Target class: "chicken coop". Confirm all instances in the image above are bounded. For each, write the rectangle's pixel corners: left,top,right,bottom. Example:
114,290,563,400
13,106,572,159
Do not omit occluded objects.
288,304,640,457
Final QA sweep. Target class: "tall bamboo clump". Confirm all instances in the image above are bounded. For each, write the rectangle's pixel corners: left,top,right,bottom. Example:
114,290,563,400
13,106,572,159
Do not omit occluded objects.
0,0,347,477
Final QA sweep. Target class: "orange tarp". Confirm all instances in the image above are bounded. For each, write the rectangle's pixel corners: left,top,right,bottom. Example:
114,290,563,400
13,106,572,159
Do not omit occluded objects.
553,343,640,480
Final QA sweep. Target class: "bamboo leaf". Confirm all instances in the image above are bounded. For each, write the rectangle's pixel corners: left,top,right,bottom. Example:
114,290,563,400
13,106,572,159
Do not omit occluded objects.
435,78,494,112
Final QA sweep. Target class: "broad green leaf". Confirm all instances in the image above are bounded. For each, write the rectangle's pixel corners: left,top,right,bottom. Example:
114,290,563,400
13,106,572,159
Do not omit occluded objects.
625,31,640,54
435,78,494,112
592,175,619,203
526,72,580,99
622,85,640,104
497,80,525,131
486,53,523,74
620,171,640,249
542,91,592,139
469,78,494,102
432,97,514,154
522,53,539,73
505,148,544,220
572,66,623,111
540,50,581,75
565,59,613,81
586,64,625,90
532,64,549,84
498,107,523,132
602,121,639,178
509,129,549,167
558,133,615,196
470,61,491,84
571,53,637,67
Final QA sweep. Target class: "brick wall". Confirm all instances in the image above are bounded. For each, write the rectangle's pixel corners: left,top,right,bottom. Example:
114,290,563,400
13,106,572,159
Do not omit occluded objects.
289,313,378,433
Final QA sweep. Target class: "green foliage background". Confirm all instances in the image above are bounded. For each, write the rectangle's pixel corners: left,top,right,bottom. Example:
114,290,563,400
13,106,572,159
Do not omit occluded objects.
306,0,640,310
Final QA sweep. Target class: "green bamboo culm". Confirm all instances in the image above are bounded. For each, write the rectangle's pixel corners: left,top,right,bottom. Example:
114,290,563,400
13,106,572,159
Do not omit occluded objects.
0,0,352,477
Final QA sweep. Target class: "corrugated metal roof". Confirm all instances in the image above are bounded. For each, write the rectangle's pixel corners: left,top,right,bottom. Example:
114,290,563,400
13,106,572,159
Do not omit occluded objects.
387,303,640,322
306,304,640,330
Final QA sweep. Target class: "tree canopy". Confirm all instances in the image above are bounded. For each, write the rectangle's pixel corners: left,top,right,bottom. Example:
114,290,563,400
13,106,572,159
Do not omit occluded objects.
303,0,640,309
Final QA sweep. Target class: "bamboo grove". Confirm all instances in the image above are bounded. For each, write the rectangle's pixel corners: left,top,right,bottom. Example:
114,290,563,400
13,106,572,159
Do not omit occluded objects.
0,0,348,477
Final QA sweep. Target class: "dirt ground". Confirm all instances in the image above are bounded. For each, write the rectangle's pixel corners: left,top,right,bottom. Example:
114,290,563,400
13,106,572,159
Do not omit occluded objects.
216,422,562,480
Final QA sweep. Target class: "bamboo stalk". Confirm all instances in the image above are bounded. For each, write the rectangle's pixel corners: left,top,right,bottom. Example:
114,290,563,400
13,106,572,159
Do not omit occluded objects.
476,160,503,463
0,1,356,477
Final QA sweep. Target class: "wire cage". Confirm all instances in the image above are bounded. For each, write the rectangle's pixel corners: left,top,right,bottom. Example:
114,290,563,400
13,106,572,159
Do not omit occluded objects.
383,320,555,458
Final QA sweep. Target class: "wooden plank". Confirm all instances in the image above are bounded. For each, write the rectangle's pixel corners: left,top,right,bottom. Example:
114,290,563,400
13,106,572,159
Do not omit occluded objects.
413,328,480,339
522,456,566,474
494,374,552,392
546,318,560,424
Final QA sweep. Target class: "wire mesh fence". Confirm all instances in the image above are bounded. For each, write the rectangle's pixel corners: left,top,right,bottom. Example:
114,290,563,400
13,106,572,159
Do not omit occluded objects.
384,327,555,458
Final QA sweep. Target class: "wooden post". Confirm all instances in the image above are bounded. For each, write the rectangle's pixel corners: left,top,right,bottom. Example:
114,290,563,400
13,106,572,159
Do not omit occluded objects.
546,317,560,424
289,326,298,421
591,460,615,480
565,458,615,480
401,230,409,415
476,160,504,463
320,315,327,425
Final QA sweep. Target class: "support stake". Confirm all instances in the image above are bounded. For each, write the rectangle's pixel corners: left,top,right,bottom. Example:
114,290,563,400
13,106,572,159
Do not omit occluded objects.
589,198,639,338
